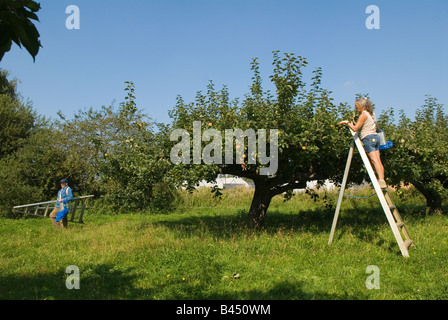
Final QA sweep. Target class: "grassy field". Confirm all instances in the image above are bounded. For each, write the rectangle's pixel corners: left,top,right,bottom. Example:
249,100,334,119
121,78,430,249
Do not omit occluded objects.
0,186,447,300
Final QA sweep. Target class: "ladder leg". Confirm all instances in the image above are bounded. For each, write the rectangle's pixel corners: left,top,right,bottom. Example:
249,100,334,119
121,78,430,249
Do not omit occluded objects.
44,204,50,217
70,199,79,222
78,199,87,224
329,141,355,245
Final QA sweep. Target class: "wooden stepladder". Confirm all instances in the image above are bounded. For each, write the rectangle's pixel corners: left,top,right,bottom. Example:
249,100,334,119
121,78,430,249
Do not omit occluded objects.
328,129,415,257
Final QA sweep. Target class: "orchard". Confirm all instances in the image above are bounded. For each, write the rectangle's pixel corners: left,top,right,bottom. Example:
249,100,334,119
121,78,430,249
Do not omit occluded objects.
1,52,446,224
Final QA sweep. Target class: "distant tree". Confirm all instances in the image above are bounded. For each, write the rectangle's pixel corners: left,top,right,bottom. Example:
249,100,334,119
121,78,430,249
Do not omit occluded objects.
0,0,42,61
97,82,174,211
0,69,36,159
58,82,174,212
0,68,18,97
378,96,448,214
0,125,67,217
0,69,60,217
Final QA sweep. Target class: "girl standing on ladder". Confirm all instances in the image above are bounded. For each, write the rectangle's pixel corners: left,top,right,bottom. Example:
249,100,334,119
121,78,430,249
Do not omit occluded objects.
339,97,387,189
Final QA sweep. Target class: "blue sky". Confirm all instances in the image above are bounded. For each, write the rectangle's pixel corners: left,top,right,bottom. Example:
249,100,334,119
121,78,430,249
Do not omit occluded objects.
1,0,447,124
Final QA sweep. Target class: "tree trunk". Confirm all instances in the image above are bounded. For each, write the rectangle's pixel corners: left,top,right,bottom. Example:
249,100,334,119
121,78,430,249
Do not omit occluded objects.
413,182,443,215
425,194,443,215
246,181,272,229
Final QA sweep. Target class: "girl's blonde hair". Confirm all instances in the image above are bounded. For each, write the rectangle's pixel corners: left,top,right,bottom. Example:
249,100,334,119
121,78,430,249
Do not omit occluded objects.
356,97,374,115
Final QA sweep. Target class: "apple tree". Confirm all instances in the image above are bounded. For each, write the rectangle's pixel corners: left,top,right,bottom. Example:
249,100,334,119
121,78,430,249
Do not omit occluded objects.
378,96,448,214
57,82,174,212
168,51,360,228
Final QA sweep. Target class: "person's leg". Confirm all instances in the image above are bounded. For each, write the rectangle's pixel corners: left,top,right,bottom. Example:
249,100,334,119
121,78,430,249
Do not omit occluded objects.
61,214,68,228
367,150,386,186
49,207,61,228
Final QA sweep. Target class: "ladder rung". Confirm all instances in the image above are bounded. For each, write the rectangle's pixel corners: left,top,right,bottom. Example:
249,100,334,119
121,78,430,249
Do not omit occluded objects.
396,222,404,228
389,205,396,210
404,240,414,249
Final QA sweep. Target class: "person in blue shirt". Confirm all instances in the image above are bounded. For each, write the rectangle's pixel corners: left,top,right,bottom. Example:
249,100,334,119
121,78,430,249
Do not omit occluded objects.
49,179,74,228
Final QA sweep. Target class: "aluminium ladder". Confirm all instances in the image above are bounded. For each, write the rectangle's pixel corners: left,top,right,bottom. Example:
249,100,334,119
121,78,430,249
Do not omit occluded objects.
13,195,94,224
328,128,415,257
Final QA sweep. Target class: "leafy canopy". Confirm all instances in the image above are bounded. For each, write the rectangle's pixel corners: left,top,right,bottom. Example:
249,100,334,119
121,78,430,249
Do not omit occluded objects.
0,0,42,61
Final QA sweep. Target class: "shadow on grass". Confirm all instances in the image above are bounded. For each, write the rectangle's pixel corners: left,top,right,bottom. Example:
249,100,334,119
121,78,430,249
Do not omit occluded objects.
152,203,423,257
0,263,365,300
0,264,151,300
153,205,392,239
183,279,367,300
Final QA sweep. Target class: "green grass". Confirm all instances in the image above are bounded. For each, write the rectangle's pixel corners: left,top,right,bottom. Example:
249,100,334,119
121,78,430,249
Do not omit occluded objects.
1,186,447,300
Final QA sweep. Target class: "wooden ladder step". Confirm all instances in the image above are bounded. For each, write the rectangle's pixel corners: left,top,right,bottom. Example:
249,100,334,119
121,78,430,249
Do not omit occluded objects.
396,222,405,228
404,240,414,249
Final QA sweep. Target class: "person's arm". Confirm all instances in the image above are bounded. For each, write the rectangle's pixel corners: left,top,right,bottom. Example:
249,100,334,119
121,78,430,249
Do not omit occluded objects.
64,187,74,203
339,112,368,132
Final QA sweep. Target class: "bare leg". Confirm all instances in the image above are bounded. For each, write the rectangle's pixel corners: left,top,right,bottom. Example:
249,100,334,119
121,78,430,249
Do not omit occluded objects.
367,150,385,181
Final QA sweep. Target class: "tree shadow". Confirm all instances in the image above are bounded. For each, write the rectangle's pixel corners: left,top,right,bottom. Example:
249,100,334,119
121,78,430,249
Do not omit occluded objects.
328,207,402,253
0,264,152,300
153,206,388,237
0,264,365,300
176,279,366,300
152,204,410,257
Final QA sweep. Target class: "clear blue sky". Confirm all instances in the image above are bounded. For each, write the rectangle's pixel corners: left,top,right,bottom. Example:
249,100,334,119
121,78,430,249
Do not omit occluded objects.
1,0,447,124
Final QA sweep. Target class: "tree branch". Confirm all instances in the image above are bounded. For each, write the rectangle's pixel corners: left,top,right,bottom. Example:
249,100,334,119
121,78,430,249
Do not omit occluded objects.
270,181,307,196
